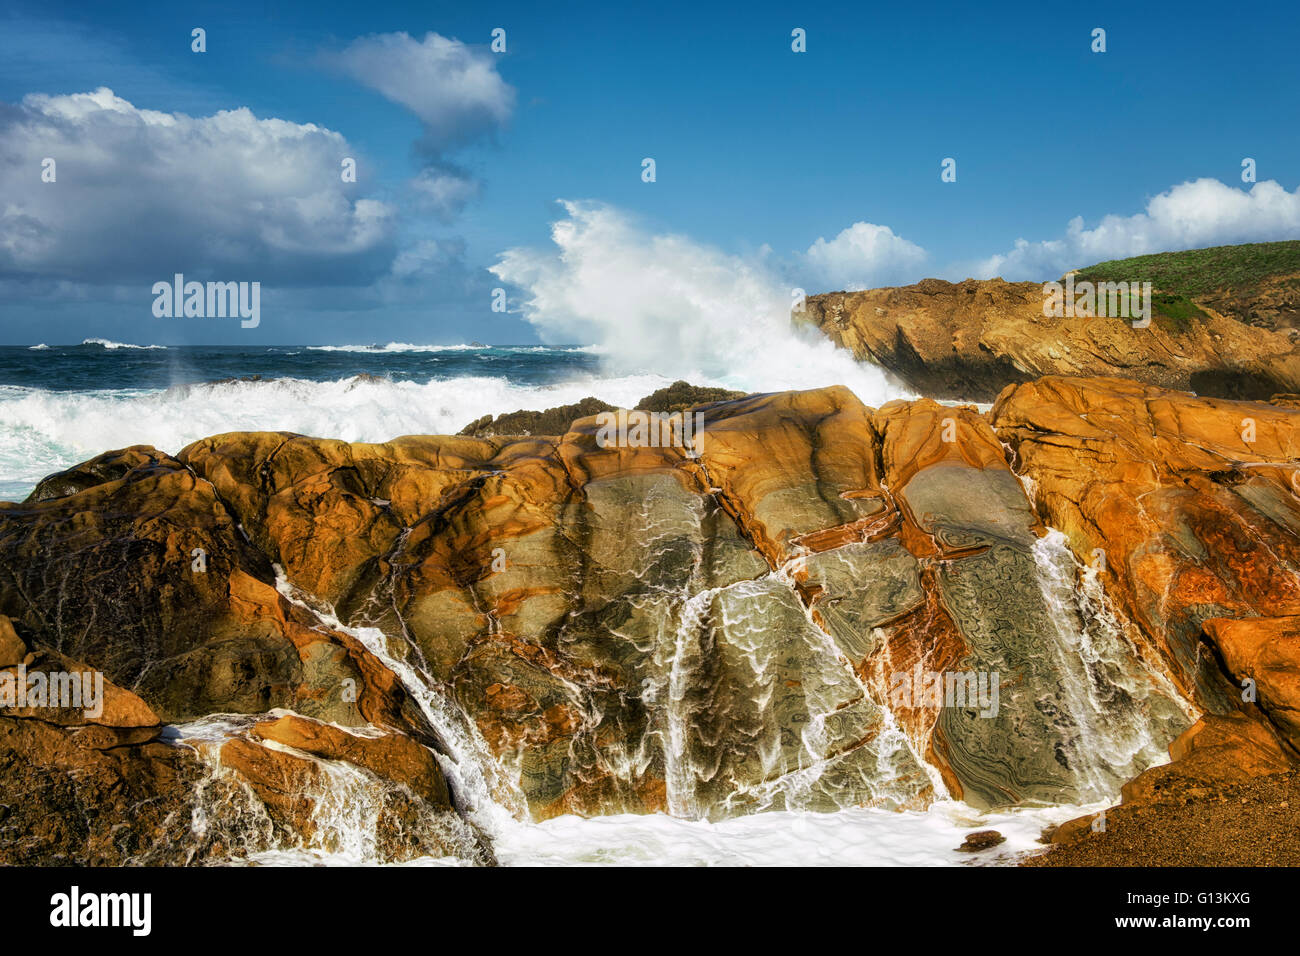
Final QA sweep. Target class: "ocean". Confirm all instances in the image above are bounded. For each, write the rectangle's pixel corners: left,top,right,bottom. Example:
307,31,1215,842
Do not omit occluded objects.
0,341,668,502
0,331,907,502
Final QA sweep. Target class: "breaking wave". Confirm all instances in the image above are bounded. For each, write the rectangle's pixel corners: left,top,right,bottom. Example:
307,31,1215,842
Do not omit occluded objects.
80,337,167,350
490,200,908,403
0,373,673,501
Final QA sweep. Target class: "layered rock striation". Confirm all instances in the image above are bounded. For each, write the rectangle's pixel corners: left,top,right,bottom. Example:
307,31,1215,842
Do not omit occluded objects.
2,376,1298,863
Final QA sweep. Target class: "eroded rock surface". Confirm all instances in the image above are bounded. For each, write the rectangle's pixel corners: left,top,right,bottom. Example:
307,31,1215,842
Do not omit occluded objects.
992,375,1300,735
174,385,1191,818
803,278,1300,402
3,376,1299,863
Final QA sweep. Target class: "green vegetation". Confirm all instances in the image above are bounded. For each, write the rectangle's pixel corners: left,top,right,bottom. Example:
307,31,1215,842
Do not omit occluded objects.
1150,293,1207,334
1077,240,1300,297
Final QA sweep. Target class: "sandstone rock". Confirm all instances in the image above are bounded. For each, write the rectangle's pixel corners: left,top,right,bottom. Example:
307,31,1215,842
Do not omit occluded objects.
634,380,747,413
456,382,745,438
218,736,324,838
1120,713,1295,806
1044,711,1297,850
0,615,25,668
1046,812,1103,845
5,384,1199,827
251,712,449,808
860,398,1188,808
2,648,159,728
215,728,483,863
10,376,1299,862
803,278,1300,402
692,386,888,565
459,397,616,438
1204,616,1300,742
0,449,443,739
992,375,1300,736
0,715,253,866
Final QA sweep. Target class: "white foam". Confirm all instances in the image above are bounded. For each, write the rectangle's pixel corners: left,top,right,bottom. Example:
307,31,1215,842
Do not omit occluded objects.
234,800,1093,867
80,337,167,350
487,800,1093,867
307,343,476,353
304,343,586,353
0,373,674,500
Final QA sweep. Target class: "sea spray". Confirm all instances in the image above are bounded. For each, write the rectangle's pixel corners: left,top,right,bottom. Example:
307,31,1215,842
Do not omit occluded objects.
489,200,910,402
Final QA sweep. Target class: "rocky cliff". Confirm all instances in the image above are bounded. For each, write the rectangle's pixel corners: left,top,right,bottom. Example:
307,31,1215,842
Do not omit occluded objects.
2,377,1298,863
802,277,1300,402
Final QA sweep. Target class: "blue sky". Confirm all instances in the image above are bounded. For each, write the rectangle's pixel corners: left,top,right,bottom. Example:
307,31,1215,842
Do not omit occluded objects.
1,0,1298,345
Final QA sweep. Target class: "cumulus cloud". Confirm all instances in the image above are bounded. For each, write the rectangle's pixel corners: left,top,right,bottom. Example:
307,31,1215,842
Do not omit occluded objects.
801,221,929,291
0,87,395,285
334,32,513,149
971,178,1300,280
488,200,899,401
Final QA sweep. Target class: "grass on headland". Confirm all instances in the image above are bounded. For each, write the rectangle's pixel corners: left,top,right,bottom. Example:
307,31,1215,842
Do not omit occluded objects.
1077,240,1300,298
1074,241,1300,333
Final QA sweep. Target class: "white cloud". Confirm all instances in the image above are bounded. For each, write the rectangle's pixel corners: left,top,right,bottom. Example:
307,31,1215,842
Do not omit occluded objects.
334,32,514,149
410,165,481,222
333,32,512,225
802,221,928,291
971,178,1300,280
0,87,395,284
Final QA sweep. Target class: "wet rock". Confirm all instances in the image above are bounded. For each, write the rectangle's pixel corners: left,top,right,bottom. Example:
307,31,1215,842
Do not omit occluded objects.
459,397,616,437
0,715,244,865
0,640,246,866
957,829,1006,851
8,376,1297,862
251,712,450,808
0,448,442,736
634,380,747,414
859,399,1189,809
456,381,746,438
992,375,1300,747
217,721,486,863
1121,713,1294,806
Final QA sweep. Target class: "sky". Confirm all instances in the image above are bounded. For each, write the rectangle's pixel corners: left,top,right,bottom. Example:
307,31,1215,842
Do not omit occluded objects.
1,0,1298,345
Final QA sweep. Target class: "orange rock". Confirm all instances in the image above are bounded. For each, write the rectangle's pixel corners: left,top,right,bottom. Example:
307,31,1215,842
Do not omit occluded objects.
0,615,25,668
219,737,322,838
804,278,1300,402
992,375,1300,718
251,713,449,808
9,378,1276,829
690,386,887,565
1204,616,1300,745
1121,713,1295,805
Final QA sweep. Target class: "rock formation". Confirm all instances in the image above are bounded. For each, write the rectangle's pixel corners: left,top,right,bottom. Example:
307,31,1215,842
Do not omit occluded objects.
2,375,1298,864
801,278,1300,402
